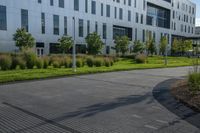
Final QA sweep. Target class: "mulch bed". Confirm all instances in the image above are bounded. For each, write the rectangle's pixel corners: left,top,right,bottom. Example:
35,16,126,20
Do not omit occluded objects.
171,80,200,112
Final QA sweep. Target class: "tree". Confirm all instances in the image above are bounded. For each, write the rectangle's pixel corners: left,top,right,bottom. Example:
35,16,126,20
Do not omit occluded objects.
182,40,193,55
171,38,179,54
13,28,35,51
133,40,145,54
159,36,168,55
58,35,73,54
85,32,103,55
115,36,130,56
146,38,156,56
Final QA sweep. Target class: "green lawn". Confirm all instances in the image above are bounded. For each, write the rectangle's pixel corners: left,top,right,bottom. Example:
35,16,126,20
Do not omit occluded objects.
0,56,194,83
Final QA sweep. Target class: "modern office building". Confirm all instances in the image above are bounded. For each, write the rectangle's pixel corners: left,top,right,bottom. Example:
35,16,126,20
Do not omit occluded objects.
196,27,200,35
0,0,196,55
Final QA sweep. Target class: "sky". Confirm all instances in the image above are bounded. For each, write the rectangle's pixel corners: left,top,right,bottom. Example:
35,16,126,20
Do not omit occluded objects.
192,0,200,26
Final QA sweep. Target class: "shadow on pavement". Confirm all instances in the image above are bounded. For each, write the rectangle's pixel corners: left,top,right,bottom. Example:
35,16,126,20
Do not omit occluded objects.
153,79,200,129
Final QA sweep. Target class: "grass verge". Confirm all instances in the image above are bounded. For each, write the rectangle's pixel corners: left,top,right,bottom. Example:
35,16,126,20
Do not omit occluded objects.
0,56,194,83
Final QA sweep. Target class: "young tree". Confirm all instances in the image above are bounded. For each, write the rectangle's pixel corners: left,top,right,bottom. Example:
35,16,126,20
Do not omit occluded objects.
85,32,103,55
146,38,156,56
58,35,73,54
133,40,145,54
182,40,193,55
115,36,130,56
13,28,35,51
171,38,179,54
159,36,168,55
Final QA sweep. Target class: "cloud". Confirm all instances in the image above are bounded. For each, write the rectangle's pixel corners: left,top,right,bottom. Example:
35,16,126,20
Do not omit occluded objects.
196,18,200,26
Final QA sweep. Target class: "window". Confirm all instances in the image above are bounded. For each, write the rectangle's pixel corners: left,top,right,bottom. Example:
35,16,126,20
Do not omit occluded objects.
21,9,29,32
50,0,53,6
103,23,107,39
38,0,42,3
53,15,59,35
74,0,79,11
91,1,96,14
59,0,64,8
87,20,90,35
135,28,137,40
114,7,117,19
101,3,104,16
128,0,131,6
106,5,110,17
136,12,139,23
41,13,45,34
142,29,145,42
95,21,98,33
119,8,123,20
79,19,84,37
141,14,143,24
128,10,131,21
0,5,7,30
146,3,170,29
85,0,88,13
64,16,67,35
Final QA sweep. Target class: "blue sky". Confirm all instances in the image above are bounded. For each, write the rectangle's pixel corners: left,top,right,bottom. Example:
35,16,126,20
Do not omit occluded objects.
192,0,200,26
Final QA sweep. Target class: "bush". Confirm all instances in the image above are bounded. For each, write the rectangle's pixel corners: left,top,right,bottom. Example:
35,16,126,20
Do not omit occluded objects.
76,58,84,68
43,56,49,69
104,58,111,67
52,61,61,68
23,52,37,69
188,72,200,94
50,55,64,67
64,57,72,68
0,55,12,70
35,58,43,69
135,54,147,64
94,58,104,67
86,57,94,67
11,56,26,70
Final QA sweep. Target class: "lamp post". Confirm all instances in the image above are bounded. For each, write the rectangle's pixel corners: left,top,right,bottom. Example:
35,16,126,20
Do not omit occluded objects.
72,17,76,72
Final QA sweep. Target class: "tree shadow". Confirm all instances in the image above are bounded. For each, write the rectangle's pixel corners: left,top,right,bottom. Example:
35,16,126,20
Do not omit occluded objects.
11,92,154,132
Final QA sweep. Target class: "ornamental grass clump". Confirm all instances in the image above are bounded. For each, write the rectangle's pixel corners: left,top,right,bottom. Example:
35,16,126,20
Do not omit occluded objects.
0,55,12,70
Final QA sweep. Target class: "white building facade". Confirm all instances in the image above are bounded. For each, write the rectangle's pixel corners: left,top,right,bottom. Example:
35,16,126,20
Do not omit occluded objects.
0,0,196,55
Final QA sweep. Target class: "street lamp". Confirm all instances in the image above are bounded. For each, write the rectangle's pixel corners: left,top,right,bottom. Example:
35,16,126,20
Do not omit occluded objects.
72,17,76,72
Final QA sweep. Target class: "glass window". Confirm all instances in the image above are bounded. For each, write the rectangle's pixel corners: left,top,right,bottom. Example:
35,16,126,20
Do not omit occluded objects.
59,0,64,8
50,0,54,6
41,13,45,34
85,0,88,13
0,5,7,30
53,15,59,35
103,23,107,39
64,16,67,35
79,19,84,37
106,5,110,17
21,9,29,32
119,8,123,20
74,0,79,11
91,1,96,14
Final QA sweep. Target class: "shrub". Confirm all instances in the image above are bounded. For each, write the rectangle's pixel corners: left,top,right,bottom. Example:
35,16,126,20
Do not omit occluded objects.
52,61,61,68
104,58,111,67
76,58,83,68
35,58,43,69
64,57,72,68
11,56,26,70
188,72,200,94
94,58,104,67
43,57,49,69
0,55,12,70
18,59,26,70
23,52,37,69
135,54,147,64
86,57,94,67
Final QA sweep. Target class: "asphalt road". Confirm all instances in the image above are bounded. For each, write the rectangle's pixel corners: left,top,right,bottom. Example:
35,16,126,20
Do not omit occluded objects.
0,67,199,133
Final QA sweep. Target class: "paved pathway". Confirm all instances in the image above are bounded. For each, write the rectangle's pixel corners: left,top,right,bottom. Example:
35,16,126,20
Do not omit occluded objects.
0,67,199,133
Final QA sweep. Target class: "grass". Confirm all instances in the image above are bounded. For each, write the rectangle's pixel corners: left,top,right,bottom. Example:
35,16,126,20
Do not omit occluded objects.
0,56,194,83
